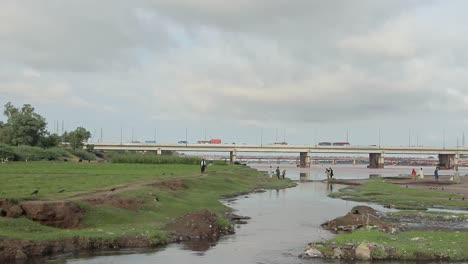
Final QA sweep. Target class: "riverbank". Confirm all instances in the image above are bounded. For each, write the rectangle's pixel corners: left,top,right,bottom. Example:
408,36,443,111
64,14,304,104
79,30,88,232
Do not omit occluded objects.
304,176,468,261
0,162,295,262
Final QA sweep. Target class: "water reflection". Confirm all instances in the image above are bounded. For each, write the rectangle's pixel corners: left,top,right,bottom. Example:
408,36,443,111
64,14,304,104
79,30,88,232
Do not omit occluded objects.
299,172,309,182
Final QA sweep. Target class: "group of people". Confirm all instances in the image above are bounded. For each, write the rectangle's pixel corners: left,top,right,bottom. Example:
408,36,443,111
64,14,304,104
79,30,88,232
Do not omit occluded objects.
274,167,286,179
325,167,334,179
411,167,461,183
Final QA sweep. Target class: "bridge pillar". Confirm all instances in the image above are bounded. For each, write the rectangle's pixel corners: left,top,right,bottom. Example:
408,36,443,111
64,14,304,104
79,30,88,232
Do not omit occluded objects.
332,159,336,165
353,159,357,165
369,153,384,168
156,149,162,155
230,151,237,164
438,154,457,169
299,152,311,167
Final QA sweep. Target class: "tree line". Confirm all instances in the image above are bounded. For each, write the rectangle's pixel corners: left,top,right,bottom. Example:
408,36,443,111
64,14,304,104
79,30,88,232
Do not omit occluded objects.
0,102,91,150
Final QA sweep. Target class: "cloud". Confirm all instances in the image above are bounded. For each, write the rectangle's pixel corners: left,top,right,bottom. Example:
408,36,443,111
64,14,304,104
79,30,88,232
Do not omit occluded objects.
1,0,468,134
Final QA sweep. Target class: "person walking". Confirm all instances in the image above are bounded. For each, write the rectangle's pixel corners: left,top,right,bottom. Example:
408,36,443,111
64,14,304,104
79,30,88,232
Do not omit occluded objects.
411,168,417,180
282,169,286,180
325,168,330,179
329,168,334,179
434,167,439,182
200,159,207,174
276,167,281,179
418,168,424,179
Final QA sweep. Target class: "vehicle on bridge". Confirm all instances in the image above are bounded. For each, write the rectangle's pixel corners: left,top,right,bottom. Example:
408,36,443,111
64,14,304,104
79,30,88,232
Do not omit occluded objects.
178,140,188,144
196,139,222,144
274,142,288,145
332,142,350,146
318,142,332,146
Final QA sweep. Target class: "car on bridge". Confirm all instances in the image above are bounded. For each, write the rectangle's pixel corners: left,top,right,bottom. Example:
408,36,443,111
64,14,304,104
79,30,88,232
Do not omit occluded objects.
178,140,188,144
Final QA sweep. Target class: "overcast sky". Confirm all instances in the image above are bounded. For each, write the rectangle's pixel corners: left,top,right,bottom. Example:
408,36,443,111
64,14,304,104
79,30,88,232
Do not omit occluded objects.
1,0,468,147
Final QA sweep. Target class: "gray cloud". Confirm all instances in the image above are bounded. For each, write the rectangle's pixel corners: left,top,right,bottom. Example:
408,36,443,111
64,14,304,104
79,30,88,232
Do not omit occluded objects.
1,0,468,145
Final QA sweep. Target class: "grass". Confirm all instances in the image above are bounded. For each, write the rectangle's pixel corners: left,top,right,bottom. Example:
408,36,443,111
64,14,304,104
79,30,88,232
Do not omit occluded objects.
329,180,466,210
322,179,468,260
0,162,294,241
328,229,468,260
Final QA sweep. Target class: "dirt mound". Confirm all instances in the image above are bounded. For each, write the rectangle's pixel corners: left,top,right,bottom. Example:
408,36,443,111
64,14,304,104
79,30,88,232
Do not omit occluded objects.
0,199,24,218
156,180,188,191
82,195,144,210
0,199,83,229
322,206,394,233
166,209,233,241
20,201,83,228
0,235,160,262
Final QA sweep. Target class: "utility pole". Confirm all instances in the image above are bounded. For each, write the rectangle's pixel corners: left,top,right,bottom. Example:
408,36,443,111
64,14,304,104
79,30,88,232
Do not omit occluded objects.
132,128,134,142
185,128,188,146
61,120,64,135
463,132,465,148
260,128,263,147
378,128,381,148
120,126,123,145
154,128,157,143
346,130,349,143
443,129,446,149
100,128,103,142
408,129,411,147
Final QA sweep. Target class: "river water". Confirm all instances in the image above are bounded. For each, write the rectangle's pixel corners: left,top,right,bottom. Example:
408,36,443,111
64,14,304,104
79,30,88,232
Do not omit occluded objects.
63,164,465,264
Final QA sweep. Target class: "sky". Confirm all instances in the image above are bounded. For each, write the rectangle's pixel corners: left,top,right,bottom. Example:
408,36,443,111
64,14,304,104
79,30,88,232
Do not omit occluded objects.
1,0,468,147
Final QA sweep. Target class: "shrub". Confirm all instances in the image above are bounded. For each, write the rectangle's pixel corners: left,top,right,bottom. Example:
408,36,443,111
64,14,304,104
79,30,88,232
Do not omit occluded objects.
67,149,97,160
110,152,201,165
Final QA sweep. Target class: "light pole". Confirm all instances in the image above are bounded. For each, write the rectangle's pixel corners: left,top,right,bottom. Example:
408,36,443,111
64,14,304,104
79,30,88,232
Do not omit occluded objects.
260,128,263,147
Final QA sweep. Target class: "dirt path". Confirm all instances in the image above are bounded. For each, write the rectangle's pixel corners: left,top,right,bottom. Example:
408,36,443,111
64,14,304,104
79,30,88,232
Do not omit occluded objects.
70,173,205,201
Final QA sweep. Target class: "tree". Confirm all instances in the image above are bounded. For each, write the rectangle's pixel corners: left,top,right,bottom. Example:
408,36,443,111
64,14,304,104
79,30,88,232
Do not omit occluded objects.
66,127,91,150
39,133,62,148
2,102,47,146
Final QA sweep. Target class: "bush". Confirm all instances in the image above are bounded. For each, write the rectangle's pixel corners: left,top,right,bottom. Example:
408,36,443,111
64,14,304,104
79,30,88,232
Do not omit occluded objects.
110,152,201,165
67,149,97,160
0,143,16,160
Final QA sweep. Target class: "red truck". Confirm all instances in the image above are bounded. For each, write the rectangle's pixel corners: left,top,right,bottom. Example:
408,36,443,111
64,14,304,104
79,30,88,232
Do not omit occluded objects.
209,139,222,144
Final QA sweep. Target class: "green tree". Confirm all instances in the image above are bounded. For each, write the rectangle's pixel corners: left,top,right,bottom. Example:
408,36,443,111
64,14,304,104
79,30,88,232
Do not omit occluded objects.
2,102,47,146
66,127,91,150
39,133,62,148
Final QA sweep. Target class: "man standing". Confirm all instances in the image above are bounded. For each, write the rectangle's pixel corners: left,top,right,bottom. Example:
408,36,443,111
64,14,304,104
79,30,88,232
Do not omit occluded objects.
434,167,439,182
329,168,334,179
453,167,461,184
276,167,281,179
201,159,207,174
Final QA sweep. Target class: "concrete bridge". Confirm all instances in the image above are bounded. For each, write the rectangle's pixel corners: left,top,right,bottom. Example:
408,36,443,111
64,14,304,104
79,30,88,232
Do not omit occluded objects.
90,142,468,169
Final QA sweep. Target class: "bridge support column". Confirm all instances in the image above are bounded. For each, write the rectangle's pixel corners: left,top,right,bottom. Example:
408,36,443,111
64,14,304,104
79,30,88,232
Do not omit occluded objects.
438,154,457,169
369,153,384,168
353,159,357,165
230,151,237,164
156,149,162,155
332,159,336,165
299,152,311,168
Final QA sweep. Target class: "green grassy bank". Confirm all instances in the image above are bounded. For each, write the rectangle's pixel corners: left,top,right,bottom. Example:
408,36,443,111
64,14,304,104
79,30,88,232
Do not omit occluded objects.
329,180,466,210
0,162,295,242
315,179,468,261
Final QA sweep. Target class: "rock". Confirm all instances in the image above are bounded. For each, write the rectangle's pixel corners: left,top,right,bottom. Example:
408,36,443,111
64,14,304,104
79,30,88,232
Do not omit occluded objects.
15,250,27,260
304,248,323,258
411,237,422,241
333,247,343,259
355,243,371,261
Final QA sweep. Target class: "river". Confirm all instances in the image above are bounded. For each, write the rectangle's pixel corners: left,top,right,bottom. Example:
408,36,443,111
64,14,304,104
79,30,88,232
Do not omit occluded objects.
62,164,463,264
